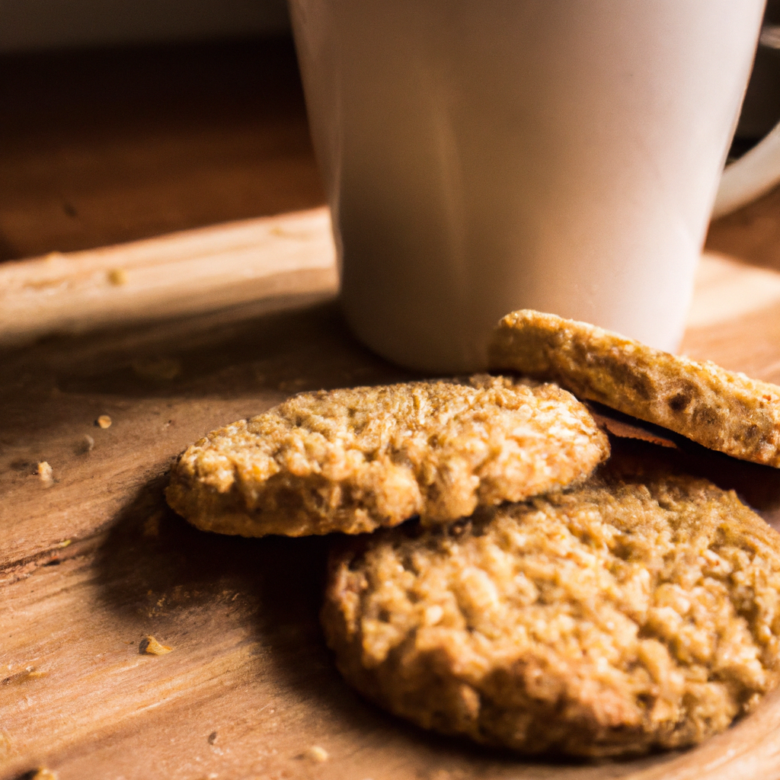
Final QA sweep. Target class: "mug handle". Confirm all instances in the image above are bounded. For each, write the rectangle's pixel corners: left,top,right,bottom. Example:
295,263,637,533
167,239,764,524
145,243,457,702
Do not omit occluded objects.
713,21,780,218
713,121,780,218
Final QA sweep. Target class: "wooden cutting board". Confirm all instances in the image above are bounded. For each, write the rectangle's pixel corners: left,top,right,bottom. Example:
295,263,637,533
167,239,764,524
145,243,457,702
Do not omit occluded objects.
3,207,780,780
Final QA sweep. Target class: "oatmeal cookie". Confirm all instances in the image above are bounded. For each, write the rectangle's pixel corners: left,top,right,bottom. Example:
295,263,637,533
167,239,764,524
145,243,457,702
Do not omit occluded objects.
166,376,608,537
322,469,780,756
489,309,780,467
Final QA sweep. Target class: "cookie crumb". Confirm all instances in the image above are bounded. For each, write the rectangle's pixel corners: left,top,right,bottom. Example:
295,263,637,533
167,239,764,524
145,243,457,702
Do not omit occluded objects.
139,636,172,655
81,434,95,453
96,415,112,429
31,768,58,780
208,731,218,745
107,268,128,286
302,745,329,763
2,666,47,685
37,461,54,488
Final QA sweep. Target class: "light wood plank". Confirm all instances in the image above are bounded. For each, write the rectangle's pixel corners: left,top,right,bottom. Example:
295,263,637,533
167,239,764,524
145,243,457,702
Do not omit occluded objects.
0,208,337,347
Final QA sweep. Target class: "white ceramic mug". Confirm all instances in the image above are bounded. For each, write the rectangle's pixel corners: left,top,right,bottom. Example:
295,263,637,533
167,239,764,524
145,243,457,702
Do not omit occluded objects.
290,0,770,372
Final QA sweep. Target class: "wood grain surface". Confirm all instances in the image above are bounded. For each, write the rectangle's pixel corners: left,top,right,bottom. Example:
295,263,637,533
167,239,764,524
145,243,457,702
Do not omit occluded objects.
3,206,780,780
0,39,324,263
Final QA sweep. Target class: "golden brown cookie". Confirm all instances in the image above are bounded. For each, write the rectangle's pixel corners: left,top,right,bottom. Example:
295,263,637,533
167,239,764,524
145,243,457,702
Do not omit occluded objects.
322,469,780,757
489,309,780,467
166,376,608,537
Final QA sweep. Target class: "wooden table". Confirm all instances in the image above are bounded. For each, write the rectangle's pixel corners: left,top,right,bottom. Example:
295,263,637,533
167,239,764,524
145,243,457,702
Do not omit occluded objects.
4,39,780,780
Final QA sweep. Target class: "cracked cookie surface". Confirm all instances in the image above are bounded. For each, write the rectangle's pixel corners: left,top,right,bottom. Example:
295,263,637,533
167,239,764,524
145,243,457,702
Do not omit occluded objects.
489,309,780,467
166,376,608,537
322,467,780,756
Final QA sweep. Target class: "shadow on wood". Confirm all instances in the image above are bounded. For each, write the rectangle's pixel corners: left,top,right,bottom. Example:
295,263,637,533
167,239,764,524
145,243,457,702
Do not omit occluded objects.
88,471,575,776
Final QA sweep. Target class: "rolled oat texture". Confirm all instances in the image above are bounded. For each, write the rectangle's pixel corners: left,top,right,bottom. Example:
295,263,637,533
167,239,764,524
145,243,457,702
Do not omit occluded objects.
489,309,780,467
166,376,608,537
322,468,780,756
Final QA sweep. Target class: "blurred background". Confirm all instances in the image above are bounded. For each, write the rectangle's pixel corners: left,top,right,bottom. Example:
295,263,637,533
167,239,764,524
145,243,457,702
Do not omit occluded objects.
0,0,289,51
0,0,324,263
1,0,779,264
